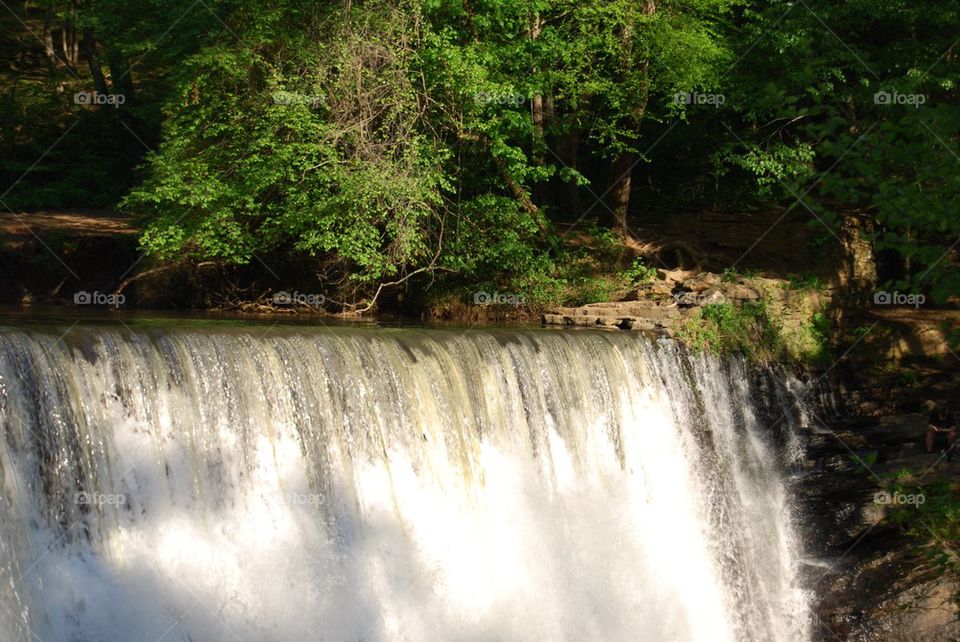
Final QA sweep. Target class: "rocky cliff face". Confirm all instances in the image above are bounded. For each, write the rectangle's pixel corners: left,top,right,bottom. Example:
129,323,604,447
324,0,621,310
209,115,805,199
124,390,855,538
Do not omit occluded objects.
794,413,960,641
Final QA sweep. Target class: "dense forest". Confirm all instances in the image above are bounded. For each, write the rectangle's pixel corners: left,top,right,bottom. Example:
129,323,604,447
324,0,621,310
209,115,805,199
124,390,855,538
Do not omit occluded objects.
1,0,958,314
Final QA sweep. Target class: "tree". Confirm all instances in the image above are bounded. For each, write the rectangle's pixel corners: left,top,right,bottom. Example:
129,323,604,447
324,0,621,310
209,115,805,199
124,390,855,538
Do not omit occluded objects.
719,0,960,301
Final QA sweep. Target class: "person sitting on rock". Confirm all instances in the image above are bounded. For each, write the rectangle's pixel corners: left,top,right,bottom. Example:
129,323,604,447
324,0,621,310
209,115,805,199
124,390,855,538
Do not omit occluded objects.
925,406,957,457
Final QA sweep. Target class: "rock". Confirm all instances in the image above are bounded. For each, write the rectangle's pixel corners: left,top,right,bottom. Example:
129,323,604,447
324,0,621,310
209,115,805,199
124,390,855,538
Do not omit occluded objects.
681,272,721,292
720,282,761,301
795,413,960,640
651,280,677,297
542,301,681,333
674,287,727,307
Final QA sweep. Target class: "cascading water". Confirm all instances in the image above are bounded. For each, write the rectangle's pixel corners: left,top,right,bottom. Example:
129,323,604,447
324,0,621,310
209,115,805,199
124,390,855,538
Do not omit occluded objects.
0,325,812,641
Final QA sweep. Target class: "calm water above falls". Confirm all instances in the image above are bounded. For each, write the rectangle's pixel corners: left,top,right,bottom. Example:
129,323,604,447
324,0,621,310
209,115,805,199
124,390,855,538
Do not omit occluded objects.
0,326,814,641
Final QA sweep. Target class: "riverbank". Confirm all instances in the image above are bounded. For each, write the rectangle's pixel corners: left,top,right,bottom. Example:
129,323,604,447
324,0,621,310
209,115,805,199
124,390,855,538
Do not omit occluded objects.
3,208,959,640
798,411,960,641
0,311,957,640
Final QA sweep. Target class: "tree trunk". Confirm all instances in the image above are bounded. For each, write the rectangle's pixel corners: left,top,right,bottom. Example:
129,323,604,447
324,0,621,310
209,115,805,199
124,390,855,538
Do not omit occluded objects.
80,28,109,96
605,0,655,237
107,49,135,104
528,14,551,208
42,10,58,74
608,151,634,236
528,15,544,136
72,25,80,66
553,128,582,217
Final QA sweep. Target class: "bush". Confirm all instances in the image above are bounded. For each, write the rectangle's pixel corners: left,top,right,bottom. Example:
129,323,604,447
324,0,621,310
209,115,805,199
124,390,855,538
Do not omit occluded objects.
678,301,782,360
624,258,657,285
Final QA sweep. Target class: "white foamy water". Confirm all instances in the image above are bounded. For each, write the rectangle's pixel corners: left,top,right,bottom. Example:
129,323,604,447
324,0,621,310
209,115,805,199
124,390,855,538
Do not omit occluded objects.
0,326,811,641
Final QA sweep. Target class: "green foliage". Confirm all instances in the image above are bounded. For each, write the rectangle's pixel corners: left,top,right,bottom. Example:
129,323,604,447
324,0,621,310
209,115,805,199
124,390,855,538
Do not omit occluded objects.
784,273,826,292
853,325,872,338
624,258,657,285
896,369,920,388
3,0,958,316
722,0,960,302
720,267,758,283
582,224,622,262
810,311,831,343
679,301,780,359
111,0,744,304
949,326,960,351
123,4,446,285
678,296,830,364
850,451,879,472
877,475,960,598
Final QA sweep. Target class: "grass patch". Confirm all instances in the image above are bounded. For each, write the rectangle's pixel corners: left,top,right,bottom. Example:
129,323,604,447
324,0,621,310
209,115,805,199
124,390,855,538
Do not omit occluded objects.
783,272,827,292
624,258,657,285
677,298,831,364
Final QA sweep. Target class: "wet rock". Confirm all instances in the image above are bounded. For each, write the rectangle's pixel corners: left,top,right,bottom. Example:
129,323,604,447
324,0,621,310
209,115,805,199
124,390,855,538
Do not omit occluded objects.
796,413,960,640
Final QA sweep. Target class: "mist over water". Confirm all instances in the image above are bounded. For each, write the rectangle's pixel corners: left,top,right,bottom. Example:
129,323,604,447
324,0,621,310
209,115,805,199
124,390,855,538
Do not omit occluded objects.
0,327,811,641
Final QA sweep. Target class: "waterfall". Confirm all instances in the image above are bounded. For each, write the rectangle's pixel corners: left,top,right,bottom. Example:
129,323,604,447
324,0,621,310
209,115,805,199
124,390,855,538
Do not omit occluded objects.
0,326,812,641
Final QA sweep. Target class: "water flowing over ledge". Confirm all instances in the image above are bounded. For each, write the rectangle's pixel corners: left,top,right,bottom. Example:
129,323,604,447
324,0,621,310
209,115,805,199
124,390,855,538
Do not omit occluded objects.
0,326,814,641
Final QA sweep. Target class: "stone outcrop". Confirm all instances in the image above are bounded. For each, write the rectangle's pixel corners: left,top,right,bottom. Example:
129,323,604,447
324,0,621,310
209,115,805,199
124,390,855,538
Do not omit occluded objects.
541,299,683,333
540,270,810,335
795,413,960,641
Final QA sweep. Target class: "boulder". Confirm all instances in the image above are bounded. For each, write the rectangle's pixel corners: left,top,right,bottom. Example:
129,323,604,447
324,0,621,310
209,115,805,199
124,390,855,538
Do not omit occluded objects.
681,272,721,292
721,282,761,301
796,413,960,640
542,301,681,333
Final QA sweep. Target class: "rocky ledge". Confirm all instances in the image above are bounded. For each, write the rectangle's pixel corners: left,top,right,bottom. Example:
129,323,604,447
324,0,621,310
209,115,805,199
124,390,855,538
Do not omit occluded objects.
796,413,960,641
540,270,787,335
542,299,684,332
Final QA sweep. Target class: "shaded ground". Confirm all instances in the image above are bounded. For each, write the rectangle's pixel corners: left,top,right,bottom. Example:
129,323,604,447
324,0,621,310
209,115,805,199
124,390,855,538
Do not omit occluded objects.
799,411,960,642
0,209,139,305
0,210,137,243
